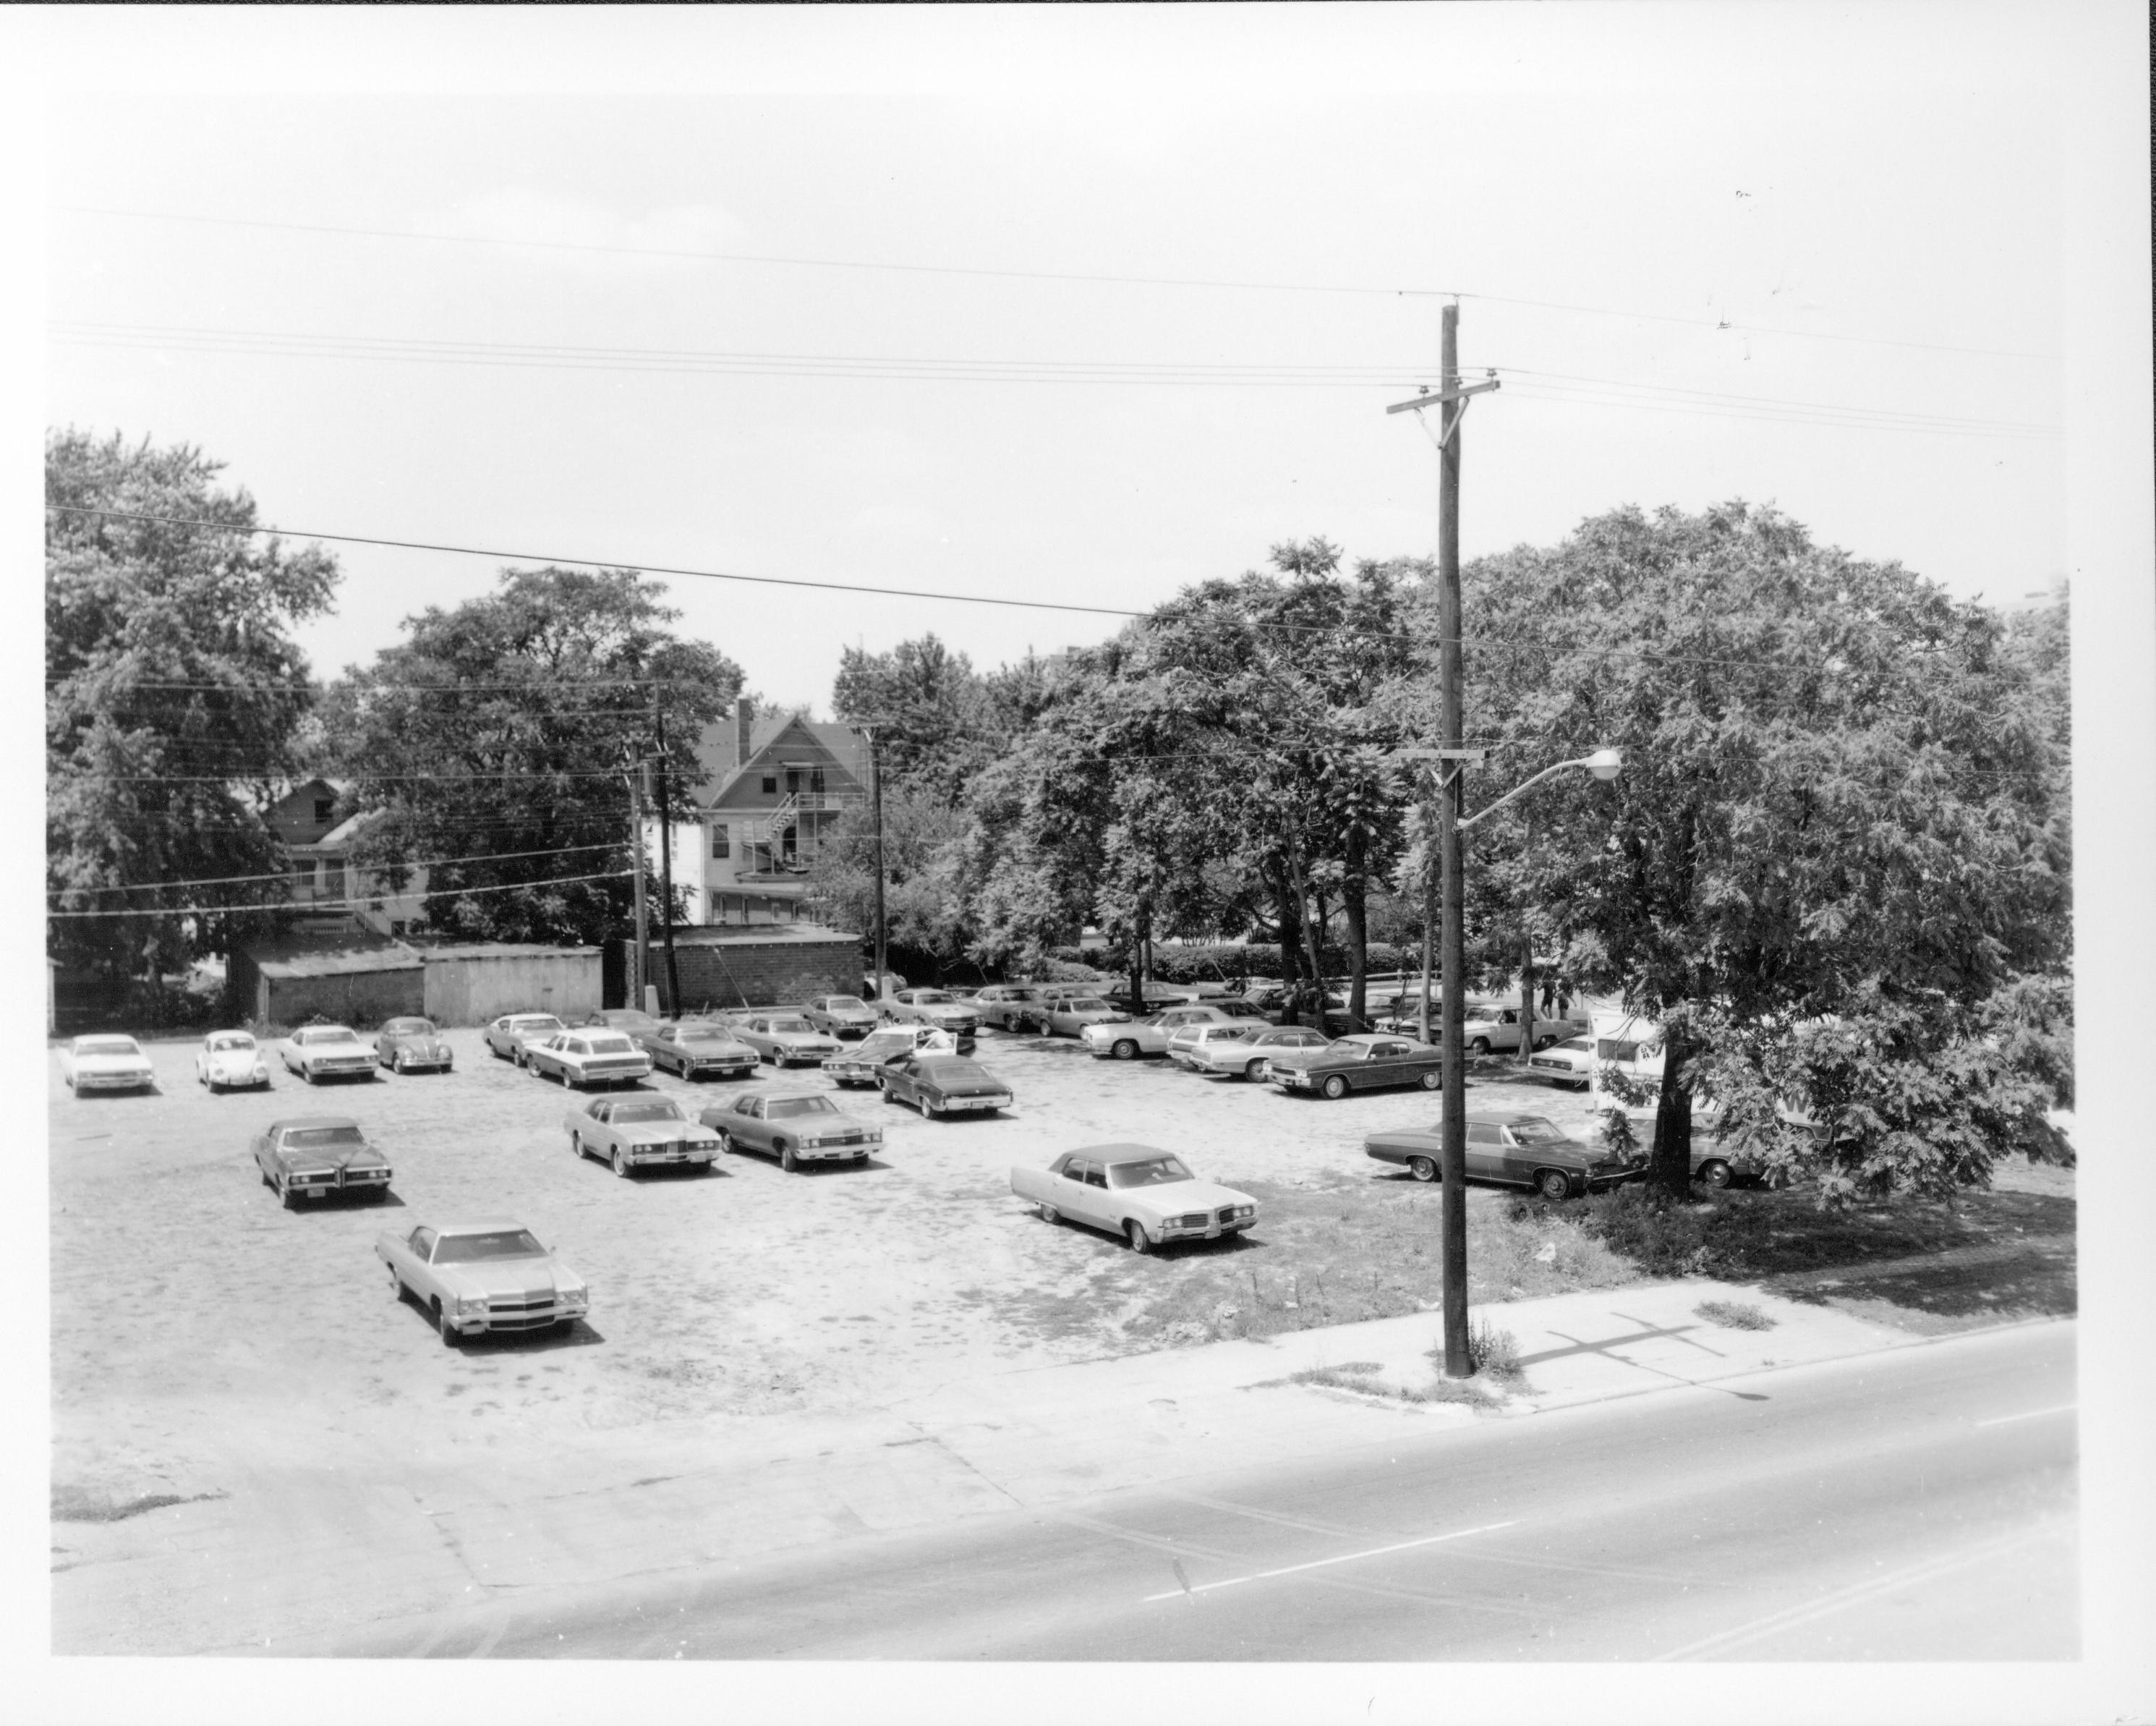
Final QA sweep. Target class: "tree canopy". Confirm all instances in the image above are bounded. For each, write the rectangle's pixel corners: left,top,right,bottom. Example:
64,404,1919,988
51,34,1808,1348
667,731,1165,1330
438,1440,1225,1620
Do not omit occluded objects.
46,428,340,982
323,567,742,947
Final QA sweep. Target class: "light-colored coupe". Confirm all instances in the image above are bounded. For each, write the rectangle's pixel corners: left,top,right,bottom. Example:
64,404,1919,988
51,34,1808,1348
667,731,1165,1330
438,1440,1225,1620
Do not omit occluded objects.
482,1013,568,1065
524,1030,653,1089
377,1217,590,1347
639,1020,759,1079
1078,1003,1235,1061
58,1034,157,1094
279,1024,376,1084
1010,1145,1257,1253
733,1013,843,1068
195,1030,270,1092
564,1094,723,1176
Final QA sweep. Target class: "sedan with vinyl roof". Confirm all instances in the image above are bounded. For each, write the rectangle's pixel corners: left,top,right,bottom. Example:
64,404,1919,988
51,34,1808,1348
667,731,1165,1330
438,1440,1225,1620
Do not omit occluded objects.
377,1217,589,1347
705,1090,884,1170
1010,1145,1257,1253
251,1115,393,1208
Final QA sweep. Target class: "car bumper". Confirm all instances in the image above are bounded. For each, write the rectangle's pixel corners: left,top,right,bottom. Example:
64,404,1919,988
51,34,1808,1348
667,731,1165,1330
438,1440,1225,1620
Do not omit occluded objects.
794,1139,879,1160
1155,1216,1256,1242
625,1142,717,1166
446,1300,586,1336
933,1095,1008,1112
391,1054,453,1071
286,1170,393,1199
689,1060,757,1078
72,1070,155,1091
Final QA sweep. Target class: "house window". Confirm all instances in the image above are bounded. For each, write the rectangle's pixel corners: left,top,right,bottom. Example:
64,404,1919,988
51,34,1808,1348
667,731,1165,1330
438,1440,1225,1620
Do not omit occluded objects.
312,798,333,824
810,768,826,793
710,824,730,859
761,775,777,794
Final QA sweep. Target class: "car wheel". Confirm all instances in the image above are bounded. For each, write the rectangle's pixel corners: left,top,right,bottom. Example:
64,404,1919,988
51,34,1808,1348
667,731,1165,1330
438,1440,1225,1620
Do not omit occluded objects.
302,1066,317,1085
388,1264,404,1302
1244,1058,1269,1081
1697,1159,1733,1190
1419,1069,1441,1091
924,1097,942,1120
779,1143,798,1173
438,1304,463,1348
1468,1037,1492,1056
1126,1220,1152,1254
570,1133,584,1160
612,1149,630,1179
1533,1034,1557,1051
278,1176,295,1210
1321,1075,1349,1100
1535,1168,1572,1201
1038,1202,1060,1225
208,1077,224,1095
1111,1039,1138,1061
1408,1156,1438,1183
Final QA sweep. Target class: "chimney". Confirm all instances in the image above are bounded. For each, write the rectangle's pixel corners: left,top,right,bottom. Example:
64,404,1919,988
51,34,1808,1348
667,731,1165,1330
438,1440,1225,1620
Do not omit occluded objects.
735,696,754,770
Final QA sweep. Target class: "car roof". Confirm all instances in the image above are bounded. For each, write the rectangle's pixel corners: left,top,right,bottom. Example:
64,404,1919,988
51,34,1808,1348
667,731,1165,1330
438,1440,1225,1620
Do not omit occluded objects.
1466,1111,1561,1126
1066,1142,1172,1162
425,1217,535,1237
761,1089,837,1102
266,1115,364,1134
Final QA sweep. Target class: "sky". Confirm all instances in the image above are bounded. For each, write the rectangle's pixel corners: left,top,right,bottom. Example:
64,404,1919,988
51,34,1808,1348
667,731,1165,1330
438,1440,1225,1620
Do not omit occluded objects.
33,9,2078,716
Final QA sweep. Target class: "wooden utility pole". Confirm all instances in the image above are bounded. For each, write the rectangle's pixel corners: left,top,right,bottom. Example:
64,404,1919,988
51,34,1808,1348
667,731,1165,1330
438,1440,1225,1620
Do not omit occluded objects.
652,692,681,1016
631,762,650,1013
1520,932,1538,1070
1387,302,1498,1380
868,727,887,1002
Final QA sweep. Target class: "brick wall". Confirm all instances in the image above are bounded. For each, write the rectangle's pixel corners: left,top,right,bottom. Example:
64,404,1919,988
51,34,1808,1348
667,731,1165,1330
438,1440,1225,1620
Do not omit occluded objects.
626,936,861,1013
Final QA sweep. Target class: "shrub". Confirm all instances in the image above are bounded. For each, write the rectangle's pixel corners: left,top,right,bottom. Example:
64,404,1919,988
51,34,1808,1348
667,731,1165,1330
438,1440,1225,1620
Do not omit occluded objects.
1469,1319,1526,1386
1579,1185,1716,1278
1694,1298,1776,1331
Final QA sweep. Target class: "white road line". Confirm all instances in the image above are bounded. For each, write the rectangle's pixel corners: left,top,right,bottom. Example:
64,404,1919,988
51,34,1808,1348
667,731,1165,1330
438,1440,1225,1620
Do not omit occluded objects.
1140,1519,1520,1603
1974,1403,2076,1427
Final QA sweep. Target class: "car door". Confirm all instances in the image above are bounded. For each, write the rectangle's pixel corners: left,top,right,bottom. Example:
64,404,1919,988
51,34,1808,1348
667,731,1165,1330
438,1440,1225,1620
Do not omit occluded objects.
885,1056,918,1106
1463,1121,1509,1181
727,1094,765,1151
396,1225,440,1299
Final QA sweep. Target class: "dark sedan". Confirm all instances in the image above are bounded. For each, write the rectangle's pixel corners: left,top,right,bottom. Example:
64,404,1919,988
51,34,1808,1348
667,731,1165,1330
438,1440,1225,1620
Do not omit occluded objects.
879,1054,1013,1120
1265,1033,1443,1100
251,1116,394,1210
639,1020,759,1080
1363,1111,1647,1198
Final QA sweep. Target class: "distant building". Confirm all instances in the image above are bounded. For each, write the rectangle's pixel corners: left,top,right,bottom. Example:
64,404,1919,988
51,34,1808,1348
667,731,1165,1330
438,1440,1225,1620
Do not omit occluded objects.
643,697,869,926
261,779,430,938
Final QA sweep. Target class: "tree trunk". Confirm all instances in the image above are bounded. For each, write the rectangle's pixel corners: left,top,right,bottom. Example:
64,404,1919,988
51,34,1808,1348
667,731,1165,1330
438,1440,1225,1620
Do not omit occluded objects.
1343,825,1368,1029
1648,1027,1695,1200
1271,861,1306,1026
1128,902,1148,1017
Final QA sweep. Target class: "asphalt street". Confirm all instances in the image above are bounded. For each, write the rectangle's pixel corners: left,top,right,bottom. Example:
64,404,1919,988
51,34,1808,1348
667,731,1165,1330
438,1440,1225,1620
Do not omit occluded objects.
331,1319,2076,1662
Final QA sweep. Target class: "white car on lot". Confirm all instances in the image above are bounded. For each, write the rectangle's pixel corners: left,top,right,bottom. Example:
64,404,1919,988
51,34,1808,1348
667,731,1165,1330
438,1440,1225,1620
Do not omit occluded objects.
1080,1003,1236,1061
59,1033,156,1094
195,1029,270,1092
1010,1145,1258,1253
1164,1021,1257,1071
377,1217,591,1348
279,1024,376,1084
524,1030,654,1089
482,1013,569,1065
1174,1023,1331,1079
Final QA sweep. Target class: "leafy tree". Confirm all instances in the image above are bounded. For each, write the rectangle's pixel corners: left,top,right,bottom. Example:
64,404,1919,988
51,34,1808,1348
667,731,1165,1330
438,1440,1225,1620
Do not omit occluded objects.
46,429,339,988
323,568,741,946
1449,503,2071,1201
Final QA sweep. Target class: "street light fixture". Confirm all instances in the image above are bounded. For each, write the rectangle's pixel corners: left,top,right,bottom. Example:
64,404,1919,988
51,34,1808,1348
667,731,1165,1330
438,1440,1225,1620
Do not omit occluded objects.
1392,744,1624,1378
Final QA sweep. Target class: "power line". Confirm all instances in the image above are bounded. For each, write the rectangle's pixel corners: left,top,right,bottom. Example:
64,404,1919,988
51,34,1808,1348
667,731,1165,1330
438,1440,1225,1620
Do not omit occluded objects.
52,204,2056,361
47,839,623,900
46,867,632,921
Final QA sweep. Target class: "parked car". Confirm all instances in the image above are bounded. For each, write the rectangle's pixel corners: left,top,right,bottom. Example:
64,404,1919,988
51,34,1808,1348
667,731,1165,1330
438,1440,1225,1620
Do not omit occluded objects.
1079,1003,1236,1061
375,1015,453,1074
564,1093,723,1176
524,1029,654,1089
1417,1000,1588,1055
1172,1023,1331,1080
1265,1032,1444,1099
879,1053,1013,1118
1041,995,1124,1038
377,1217,589,1347
250,1115,393,1208
1525,1034,1598,1089
1691,1134,1776,1189
705,1089,883,1171
803,994,881,1040
59,1033,158,1094
195,1029,270,1092
1363,1111,1647,1199
583,1008,662,1035
971,984,1048,1032
1010,1146,1257,1254
279,1024,376,1084
1164,1021,1258,1071
483,1013,569,1065
879,989,984,1038
733,1013,845,1068
1103,981,1203,1015
824,1025,950,1087
639,1019,759,1080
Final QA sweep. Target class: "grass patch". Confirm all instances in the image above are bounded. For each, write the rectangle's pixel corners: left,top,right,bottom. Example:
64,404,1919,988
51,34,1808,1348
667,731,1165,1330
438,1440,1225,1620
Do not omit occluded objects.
1694,1298,1776,1331
1287,1362,1504,1411
1115,1178,1637,1347
51,1483,224,1523
1468,1319,1527,1387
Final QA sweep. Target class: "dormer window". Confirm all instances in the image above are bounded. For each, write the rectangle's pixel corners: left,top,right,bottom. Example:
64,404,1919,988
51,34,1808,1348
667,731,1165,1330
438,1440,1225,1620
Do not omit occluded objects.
312,798,334,824
761,775,777,794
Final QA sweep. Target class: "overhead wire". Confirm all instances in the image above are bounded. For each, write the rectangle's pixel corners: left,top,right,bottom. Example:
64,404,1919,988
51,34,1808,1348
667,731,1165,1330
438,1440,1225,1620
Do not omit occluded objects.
46,839,624,899
46,868,633,920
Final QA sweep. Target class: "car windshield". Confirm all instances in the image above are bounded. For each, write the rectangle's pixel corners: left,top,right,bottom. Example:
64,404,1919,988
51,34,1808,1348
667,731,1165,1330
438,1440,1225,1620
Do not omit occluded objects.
282,1126,365,1149
77,1038,142,1055
911,991,956,1004
1107,1156,1193,1189
677,1029,736,1047
385,1019,435,1035
1505,1118,1572,1145
822,995,869,1011
299,1029,357,1044
926,1061,989,1083
586,1036,635,1054
208,1034,254,1052
767,1097,840,1119
1005,989,1039,1001
765,1018,814,1034
1066,999,1109,1013
433,1229,546,1264
611,1100,686,1123
514,1017,565,1034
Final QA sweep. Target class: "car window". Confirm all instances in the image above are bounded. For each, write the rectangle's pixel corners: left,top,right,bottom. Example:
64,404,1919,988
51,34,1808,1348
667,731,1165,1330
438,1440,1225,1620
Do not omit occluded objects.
612,1100,686,1123
587,1036,635,1054
824,995,868,1010
735,1097,761,1117
913,992,956,1004
767,1097,840,1120
1508,1118,1572,1145
208,1034,252,1052
78,1037,145,1056
1107,1155,1193,1189
1598,1040,1640,1061
433,1229,546,1264
1083,1165,1109,1189
926,1061,988,1082
678,1028,733,1046
1063,1158,1091,1183
411,1226,436,1257
1559,1037,1593,1052
518,1017,565,1035
282,1126,365,1149
767,1017,814,1034
1467,1123,1502,1145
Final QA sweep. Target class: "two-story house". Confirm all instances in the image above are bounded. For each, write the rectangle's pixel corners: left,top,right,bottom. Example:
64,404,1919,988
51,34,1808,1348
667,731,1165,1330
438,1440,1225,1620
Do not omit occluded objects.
647,699,870,925
264,778,430,938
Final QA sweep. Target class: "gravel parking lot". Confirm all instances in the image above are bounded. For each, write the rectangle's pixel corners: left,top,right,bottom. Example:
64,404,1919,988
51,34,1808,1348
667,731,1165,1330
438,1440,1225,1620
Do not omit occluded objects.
51,1021,1618,1513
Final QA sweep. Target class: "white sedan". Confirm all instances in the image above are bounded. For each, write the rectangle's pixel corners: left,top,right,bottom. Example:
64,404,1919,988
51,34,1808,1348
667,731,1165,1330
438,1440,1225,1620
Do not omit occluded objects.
58,1033,156,1094
279,1024,377,1084
195,1030,270,1092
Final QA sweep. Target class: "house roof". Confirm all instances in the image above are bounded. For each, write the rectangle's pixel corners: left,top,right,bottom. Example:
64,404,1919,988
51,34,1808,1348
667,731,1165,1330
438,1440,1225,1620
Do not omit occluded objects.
250,943,424,980
694,715,869,811
399,940,597,961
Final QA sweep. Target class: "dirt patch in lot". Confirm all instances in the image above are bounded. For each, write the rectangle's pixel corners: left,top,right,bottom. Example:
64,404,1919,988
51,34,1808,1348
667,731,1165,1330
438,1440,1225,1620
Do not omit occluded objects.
47,1034,2074,1521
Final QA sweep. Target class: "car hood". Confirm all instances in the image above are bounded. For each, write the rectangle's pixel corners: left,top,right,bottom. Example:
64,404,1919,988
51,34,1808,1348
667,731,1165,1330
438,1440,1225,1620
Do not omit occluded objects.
273,1142,385,1170
1122,1179,1255,1215
208,1050,265,1070
768,1030,837,1045
618,1121,721,1144
678,1040,756,1060
436,1259,585,1299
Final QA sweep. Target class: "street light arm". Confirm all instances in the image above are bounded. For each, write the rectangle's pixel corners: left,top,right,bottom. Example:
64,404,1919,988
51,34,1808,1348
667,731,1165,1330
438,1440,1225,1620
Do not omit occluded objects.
1457,754,1612,832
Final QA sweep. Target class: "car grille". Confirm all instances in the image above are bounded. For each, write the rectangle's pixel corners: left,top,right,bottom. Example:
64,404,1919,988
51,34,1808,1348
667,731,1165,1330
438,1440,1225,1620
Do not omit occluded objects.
1217,1207,1238,1224
487,1293,555,1315
1528,1056,1571,1071
587,1058,647,1074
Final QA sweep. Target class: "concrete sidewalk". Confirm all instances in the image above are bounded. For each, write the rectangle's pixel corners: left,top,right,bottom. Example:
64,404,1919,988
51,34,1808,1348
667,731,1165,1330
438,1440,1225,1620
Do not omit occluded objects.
56,1277,1954,1655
